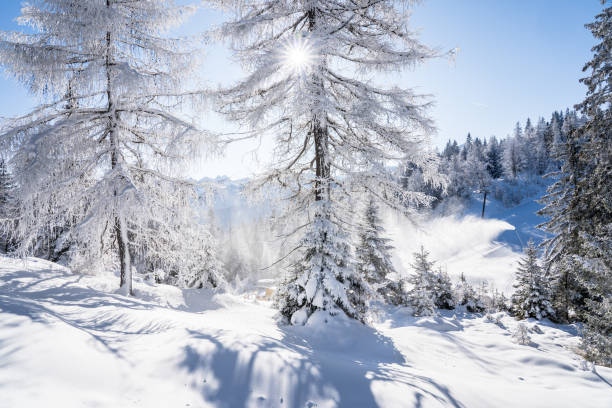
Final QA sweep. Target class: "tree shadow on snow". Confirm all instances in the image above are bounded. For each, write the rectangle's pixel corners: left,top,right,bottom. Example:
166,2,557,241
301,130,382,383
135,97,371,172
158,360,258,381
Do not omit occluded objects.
0,266,176,360
179,319,466,408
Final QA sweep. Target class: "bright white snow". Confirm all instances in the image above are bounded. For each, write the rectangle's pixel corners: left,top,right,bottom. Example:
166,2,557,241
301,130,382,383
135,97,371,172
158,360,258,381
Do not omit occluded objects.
1,256,610,408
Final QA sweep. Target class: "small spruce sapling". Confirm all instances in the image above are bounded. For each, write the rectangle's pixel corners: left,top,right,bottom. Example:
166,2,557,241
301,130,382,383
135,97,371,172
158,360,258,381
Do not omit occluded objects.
511,240,554,320
355,197,405,306
406,246,436,316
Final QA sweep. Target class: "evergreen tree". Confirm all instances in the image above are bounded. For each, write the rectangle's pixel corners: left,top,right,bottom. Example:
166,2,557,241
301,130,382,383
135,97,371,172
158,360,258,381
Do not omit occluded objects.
512,322,531,345
578,226,612,366
522,117,540,174
571,2,612,366
548,112,565,171
276,201,366,322
432,266,455,310
511,240,554,320
442,139,460,159
355,197,404,306
0,158,18,253
503,123,523,178
406,246,436,316
217,0,445,324
460,133,473,161
486,136,504,179
535,117,550,175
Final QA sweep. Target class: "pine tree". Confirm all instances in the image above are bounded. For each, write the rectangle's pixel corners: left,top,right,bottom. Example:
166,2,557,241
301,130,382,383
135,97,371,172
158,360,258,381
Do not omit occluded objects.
571,2,612,366
355,197,404,306
0,1,215,294
538,7,611,365
503,123,523,178
460,133,473,161
486,136,504,179
216,0,445,323
535,117,550,175
276,201,365,322
432,266,454,310
578,226,612,366
511,240,554,320
538,112,588,322
406,246,436,316
0,158,18,253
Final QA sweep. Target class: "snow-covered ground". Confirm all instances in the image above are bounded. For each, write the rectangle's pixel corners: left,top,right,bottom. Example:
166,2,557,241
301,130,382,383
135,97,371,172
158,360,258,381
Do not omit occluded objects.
1,257,610,408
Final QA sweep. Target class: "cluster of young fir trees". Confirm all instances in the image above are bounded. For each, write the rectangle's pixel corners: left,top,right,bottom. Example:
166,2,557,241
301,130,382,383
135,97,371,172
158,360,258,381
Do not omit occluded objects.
0,0,608,365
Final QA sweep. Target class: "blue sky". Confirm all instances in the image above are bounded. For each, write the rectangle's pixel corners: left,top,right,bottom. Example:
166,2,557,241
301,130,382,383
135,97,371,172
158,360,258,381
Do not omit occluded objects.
0,1,603,178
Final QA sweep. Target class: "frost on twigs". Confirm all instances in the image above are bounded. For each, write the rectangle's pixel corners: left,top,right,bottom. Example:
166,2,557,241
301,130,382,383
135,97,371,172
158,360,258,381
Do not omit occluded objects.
0,0,219,292
217,0,447,324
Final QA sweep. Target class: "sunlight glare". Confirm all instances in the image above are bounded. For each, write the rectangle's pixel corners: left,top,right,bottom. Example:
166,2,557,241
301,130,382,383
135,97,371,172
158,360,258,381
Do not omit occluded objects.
280,36,316,74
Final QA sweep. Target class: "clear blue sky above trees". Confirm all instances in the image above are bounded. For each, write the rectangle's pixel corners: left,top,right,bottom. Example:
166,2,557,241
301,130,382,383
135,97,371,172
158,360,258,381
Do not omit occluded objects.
0,0,602,178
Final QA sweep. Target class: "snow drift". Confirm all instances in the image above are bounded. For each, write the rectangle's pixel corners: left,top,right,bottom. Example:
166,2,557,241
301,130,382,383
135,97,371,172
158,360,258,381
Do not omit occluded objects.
1,256,611,408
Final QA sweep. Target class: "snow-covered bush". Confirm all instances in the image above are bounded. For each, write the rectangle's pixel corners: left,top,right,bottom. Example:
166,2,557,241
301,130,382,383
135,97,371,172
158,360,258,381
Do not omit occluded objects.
512,323,531,346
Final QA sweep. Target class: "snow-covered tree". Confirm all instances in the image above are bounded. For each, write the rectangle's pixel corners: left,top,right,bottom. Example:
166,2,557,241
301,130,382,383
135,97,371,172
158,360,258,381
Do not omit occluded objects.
511,240,554,320
491,289,509,312
216,0,445,323
537,112,588,322
578,226,612,366
454,273,485,313
538,6,611,357
512,322,531,346
486,136,504,179
432,266,454,310
567,2,612,366
503,123,523,178
275,201,365,322
406,246,436,316
534,117,550,175
465,148,491,217
355,196,404,306
0,157,18,253
0,0,215,294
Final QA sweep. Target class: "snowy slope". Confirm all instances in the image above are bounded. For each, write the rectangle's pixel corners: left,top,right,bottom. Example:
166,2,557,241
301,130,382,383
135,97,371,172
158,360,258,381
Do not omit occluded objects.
1,257,610,408
201,177,548,295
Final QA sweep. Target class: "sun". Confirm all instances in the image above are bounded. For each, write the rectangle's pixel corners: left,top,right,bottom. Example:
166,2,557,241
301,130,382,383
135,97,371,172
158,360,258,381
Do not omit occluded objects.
280,35,316,74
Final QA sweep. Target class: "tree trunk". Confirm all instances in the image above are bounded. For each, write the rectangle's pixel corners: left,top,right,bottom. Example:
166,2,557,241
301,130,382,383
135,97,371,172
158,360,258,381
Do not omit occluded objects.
308,6,330,204
481,190,487,218
105,7,132,295
313,118,330,202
